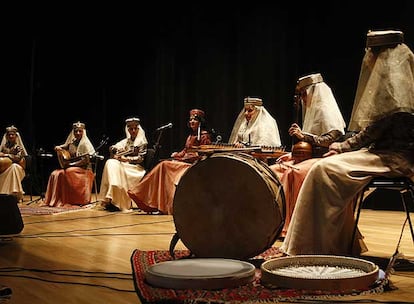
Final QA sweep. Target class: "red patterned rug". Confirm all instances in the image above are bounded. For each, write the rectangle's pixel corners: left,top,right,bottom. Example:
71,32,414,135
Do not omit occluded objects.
130,247,388,304
18,203,96,216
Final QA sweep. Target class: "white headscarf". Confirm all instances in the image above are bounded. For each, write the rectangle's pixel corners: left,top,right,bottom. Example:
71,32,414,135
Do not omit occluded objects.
229,98,282,147
0,126,28,156
63,123,95,156
301,81,346,135
349,30,414,131
113,118,148,150
124,124,148,147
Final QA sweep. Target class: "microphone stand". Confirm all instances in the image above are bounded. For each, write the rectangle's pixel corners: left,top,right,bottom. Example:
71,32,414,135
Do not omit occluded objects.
152,130,164,167
27,148,52,204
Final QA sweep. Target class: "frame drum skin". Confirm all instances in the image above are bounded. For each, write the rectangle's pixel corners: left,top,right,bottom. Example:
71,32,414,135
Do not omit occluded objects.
145,258,256,289
261,255,380,291
173,152,285,259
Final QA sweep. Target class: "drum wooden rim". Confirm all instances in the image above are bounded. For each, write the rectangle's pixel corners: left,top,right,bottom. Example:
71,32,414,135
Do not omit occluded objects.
261,255,380,290
145,258,256,290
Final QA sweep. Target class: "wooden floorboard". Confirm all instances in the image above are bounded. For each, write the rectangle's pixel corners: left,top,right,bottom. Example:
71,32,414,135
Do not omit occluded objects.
0,196,413,304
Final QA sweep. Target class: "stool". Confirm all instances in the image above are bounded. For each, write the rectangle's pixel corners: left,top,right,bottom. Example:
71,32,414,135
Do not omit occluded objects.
352,177,414,251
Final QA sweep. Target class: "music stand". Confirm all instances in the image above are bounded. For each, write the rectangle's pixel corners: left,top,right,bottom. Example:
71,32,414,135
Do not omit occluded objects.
26,148,53,204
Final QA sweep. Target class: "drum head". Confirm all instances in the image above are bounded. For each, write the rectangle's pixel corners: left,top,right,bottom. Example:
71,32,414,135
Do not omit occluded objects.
145,258,256,290
173,153,285,259
261,255,380,291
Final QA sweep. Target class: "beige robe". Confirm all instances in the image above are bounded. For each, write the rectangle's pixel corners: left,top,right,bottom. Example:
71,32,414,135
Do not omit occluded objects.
0,163,26,200
281,112,414,256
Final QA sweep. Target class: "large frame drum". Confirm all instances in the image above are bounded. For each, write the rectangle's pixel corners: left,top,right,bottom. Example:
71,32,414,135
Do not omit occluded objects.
172,152,285,260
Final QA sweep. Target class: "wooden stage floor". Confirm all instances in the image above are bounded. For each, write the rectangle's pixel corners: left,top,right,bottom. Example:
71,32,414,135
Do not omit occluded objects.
0,196,413,304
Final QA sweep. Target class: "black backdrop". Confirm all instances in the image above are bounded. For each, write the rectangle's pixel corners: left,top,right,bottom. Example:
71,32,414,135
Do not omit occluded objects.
2,2,414,194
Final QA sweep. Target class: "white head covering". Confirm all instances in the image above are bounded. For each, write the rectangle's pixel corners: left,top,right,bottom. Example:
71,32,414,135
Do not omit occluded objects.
349,30,414,131
63,121,95,156
229,97,282,146
124,117,148,147
297,73,346,135
0,125,28,156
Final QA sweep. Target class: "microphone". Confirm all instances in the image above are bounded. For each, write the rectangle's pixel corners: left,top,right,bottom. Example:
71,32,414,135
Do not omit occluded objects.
156,122,173,131
37,148,54,158
40,153,54,158
90,152,104,161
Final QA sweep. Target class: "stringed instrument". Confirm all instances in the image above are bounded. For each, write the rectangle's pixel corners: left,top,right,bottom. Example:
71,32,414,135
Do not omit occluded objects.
0,155,26,173
188,143,261,154
291,91,313,163
248,145,287,162
110,147,135,159
57,149,91,169
188,144,286,163
291,141,312,163
57,136,108,169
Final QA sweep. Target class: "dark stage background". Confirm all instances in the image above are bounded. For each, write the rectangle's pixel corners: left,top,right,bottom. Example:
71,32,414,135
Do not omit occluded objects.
2,2,414,195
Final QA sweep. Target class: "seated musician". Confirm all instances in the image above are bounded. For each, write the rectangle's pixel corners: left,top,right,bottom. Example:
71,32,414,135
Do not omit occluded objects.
281,29,414,256
0,125,28,200
270,73,346,237
43,121,96,207
99,117,148,212
229,97,281,148
128,109,212,214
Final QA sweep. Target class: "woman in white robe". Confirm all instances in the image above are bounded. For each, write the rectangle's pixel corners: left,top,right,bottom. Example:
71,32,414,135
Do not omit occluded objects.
99,117,148,212
0,126,28,200
229,97,281,148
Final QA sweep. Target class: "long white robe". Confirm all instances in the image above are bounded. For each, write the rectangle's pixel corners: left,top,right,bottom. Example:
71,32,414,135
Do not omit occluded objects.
0,163,26,200
281,149,394,256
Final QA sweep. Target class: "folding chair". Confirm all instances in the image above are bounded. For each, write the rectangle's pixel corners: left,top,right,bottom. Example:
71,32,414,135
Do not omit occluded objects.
352,176,414,249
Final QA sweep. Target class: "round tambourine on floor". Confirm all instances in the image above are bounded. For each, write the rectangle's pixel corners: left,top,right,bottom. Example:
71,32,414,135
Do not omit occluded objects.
145,258,256,289
261,255,380,291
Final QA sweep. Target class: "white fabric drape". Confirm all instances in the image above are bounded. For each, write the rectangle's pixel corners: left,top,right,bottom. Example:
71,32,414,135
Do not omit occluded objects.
349,43,414,131
302,82,346,135
229,105,281,147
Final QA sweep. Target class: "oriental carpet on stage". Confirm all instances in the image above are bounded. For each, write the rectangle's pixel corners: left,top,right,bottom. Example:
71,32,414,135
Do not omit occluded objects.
131,247,388,304
18,202,96,216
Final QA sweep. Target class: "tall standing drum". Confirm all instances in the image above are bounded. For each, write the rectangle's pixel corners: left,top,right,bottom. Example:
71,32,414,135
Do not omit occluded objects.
172,152,285,260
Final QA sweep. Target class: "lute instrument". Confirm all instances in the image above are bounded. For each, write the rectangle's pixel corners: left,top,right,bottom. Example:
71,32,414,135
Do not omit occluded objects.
57,150,92,169
110,148,135,159
0,155,26,174
57,136,108,169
